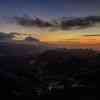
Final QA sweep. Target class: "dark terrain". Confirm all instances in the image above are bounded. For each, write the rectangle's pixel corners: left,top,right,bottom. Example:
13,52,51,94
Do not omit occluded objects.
0,42,97,98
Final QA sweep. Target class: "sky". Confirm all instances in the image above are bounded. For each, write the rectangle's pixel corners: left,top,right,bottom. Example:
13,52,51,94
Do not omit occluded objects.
0,0,100,48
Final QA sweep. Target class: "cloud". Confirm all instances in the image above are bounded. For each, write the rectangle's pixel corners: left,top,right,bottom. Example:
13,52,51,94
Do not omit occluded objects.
11,15,100,31
0,32,20,40
0,32,13,40
83,34,100,37
0,32,41,42
58,16,100,30
24,36,40,42
13,15,52,27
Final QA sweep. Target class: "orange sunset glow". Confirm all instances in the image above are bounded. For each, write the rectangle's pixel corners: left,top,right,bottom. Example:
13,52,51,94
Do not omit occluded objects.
40,34,100,49
80,36,100,44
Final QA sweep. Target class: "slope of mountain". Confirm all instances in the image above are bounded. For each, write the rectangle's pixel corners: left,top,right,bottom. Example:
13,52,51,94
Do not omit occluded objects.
0,41,97,98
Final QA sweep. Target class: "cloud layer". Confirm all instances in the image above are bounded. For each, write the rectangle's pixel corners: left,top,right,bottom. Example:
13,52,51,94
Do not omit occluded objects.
83,34,100,37
13,15,52,28
0,32,16,40
0,32,40,41
13,15,100,30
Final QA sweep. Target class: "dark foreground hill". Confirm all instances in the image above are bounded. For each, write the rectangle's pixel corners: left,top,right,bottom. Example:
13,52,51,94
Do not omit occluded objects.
0,43,97,99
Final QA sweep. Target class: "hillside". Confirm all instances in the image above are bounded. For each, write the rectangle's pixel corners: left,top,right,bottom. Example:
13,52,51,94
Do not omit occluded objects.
0,42,97,98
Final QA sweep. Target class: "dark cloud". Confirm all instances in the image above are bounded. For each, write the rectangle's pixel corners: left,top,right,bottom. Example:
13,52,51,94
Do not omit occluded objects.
0,32,19,40
13,15,52,27
0,32,13,40
58,16,100,30
0,32,40,42
24,36,39,42
13,15,100,30
83,34,100,37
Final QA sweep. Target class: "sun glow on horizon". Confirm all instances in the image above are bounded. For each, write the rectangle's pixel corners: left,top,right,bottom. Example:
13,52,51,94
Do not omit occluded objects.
4,29,100,49
80,36,100,44
40,31,81,42
41,34,100,47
